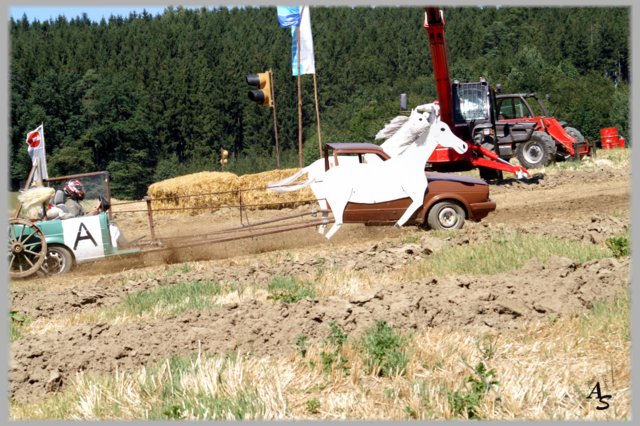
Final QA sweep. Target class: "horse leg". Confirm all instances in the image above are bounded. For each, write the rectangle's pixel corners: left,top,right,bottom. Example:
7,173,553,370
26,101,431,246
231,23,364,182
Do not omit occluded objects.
394,198,424,228
324,219,343,239
324,189,351,240
395,183,427,227
309,181,328,234
317,199,329,234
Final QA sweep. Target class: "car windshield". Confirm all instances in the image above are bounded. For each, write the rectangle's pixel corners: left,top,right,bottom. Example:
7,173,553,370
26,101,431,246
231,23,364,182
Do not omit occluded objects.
16,173,109,221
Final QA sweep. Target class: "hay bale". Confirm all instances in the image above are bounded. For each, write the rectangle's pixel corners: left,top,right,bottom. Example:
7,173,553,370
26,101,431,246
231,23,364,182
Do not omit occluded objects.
148,171,240,215
237,168,315,210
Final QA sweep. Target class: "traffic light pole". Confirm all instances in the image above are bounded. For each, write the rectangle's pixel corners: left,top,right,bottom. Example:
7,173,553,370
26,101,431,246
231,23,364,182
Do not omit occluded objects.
269,69,281,169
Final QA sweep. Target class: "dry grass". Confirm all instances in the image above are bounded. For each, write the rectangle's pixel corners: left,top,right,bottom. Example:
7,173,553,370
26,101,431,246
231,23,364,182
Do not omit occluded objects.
11,214,630,420
237,168,314,209
11,291,630,420
147,171,240,214
146,168,315,214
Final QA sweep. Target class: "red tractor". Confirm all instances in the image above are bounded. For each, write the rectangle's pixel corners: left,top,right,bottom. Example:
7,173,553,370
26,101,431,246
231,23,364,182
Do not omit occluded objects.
422,7,535,181
495,91,591,168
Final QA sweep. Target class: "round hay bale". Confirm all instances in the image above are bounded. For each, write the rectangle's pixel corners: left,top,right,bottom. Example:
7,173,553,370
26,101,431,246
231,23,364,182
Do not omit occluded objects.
148,171,240,215
237,168,315,210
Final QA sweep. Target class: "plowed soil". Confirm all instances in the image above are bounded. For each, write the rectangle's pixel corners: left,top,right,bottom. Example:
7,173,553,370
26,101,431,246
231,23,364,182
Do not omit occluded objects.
9,158,631,404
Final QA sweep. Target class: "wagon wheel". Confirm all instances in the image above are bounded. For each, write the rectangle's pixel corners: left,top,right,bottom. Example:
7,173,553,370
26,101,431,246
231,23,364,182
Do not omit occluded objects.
8,218,47,279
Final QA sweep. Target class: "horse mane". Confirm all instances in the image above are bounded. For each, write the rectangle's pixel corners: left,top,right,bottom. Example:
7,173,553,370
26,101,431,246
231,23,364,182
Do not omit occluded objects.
375,115,409,140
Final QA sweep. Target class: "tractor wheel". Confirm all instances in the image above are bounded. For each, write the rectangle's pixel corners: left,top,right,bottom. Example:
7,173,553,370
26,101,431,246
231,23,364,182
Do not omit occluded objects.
562,127,586,161
479,166,503,181
8,218,47,279
565,126,585,144
516,131,556,169
427,200,466,231
477,137,504,181
41,245,74,275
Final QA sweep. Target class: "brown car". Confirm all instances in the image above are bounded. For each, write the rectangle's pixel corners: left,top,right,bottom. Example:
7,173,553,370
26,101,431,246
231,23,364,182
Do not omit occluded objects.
324,142,496,230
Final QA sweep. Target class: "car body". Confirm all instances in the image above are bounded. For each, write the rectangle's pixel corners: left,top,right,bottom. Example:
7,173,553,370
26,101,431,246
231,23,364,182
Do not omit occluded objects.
10,211,140,277
324,142,496,229
9,171,140,278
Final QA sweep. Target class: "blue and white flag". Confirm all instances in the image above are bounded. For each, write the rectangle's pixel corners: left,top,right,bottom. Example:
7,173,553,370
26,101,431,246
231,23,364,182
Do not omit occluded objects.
291,6,315,76
276,6,301,28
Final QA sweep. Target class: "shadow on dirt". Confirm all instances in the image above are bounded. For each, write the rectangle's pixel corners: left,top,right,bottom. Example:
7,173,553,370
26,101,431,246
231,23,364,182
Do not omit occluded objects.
489,174,545,187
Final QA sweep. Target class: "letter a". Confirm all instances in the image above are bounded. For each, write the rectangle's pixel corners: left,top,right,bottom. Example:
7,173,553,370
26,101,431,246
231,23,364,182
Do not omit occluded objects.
587,382,603,400
74,222,97,250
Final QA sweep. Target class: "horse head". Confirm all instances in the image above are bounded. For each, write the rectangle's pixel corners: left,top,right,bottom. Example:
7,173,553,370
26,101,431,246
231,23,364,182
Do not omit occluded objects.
390,105,438,153
428,121,468,154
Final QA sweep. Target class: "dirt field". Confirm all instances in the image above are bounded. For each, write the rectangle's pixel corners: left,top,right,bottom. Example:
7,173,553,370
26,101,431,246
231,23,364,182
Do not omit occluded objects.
9,155,631,411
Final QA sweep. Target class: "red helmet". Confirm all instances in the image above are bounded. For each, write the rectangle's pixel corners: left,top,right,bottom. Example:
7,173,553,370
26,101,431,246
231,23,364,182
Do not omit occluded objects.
63,179,85,201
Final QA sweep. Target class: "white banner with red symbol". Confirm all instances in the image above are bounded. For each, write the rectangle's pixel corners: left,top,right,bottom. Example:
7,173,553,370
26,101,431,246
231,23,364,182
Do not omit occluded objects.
25,124,48,181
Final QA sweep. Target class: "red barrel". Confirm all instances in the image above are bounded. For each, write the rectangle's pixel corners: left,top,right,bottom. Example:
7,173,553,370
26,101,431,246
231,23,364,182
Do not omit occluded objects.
600,127,619,149
618,136,626,149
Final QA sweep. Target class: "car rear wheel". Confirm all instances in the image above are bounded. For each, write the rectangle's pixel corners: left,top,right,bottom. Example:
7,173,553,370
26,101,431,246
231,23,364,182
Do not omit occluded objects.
427,201,466,230
41,245,74,275
515,131,556,169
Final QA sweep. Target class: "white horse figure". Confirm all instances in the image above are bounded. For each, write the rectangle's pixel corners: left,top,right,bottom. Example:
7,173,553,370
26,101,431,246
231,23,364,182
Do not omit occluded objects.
321,115,468,240
267,104,438,233
267,103,437,192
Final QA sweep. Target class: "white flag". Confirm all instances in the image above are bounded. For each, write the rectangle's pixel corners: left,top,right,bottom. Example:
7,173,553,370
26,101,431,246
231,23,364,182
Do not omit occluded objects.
25,124,49,181
291,6,315,76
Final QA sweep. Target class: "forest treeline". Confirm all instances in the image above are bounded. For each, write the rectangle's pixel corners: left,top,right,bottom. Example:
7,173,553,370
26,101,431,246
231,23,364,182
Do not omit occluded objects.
9,6,630,198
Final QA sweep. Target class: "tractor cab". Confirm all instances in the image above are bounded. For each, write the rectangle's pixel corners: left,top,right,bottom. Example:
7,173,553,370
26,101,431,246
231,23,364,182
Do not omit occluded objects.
452,79,535,151
495,92,591,162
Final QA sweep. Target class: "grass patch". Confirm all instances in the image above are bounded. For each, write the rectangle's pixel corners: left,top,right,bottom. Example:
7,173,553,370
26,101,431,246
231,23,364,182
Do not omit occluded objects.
548,148,630,171
360,320,409,377
10,311,29,342
579,289,629,340
404,231,611,278
448,362,500,419
11,352,269,420
122,279,223,317
306,398,321,414
319,321,350,375
267,276,316,303
606,233,630,258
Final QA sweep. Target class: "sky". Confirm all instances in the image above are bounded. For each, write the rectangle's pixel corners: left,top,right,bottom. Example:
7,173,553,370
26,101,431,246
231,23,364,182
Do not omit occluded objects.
9,5,201,23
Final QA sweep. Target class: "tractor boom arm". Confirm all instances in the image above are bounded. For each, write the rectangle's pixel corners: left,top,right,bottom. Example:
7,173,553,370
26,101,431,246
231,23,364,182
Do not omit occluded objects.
424,7,453,126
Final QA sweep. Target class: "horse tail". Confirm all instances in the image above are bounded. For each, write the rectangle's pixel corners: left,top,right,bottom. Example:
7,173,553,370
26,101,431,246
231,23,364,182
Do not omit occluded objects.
266,167,309,192
268,177,315,193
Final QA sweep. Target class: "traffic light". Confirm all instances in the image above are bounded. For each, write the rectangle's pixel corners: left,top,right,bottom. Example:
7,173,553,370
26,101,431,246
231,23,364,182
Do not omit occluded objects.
220,148,229,169
246,70,273,107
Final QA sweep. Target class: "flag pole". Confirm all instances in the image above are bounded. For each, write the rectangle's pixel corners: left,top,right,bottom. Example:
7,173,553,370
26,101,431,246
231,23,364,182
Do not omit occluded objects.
296,20,303,167
313,73,322,156
269,69,281,168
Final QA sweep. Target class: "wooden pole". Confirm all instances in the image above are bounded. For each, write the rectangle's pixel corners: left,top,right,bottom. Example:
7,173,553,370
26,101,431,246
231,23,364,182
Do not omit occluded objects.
269,69,281,168
296,25,303,168
313,73,322,156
